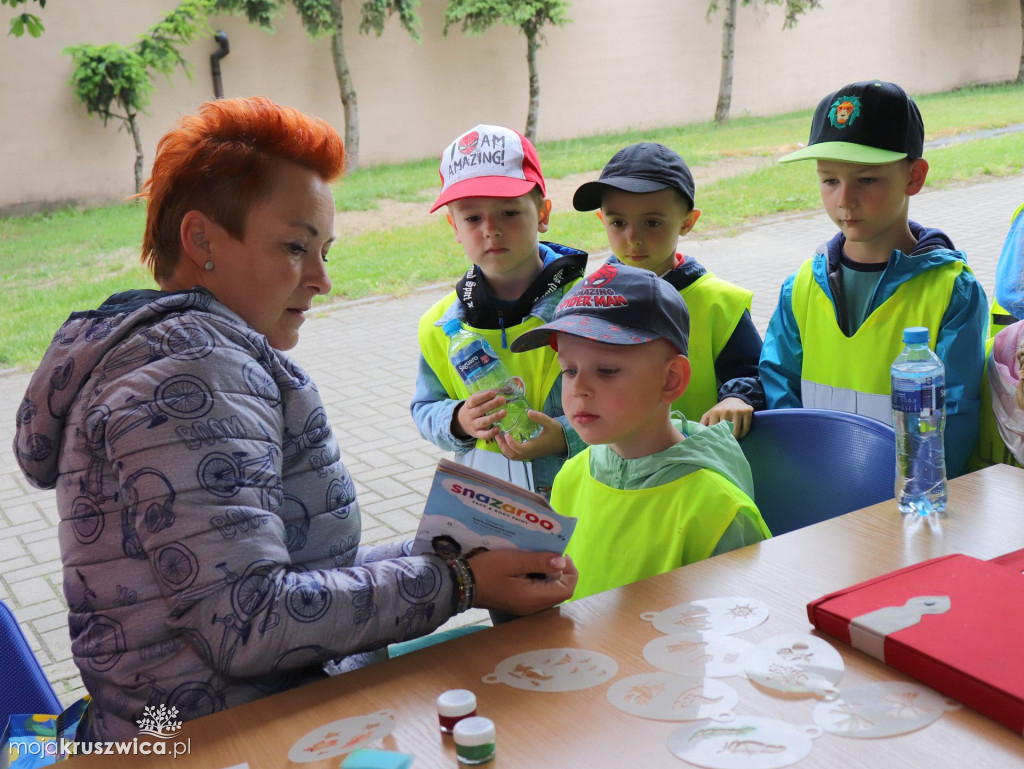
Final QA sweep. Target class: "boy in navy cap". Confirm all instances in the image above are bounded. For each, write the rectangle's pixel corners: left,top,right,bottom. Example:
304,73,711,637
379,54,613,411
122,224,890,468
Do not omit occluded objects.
573,143,764,438
762,80,987,477
513,263,770,601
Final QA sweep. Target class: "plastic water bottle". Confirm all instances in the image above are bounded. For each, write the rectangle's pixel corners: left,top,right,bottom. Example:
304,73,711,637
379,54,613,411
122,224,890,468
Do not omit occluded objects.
443,318,542,443
890,327,948,516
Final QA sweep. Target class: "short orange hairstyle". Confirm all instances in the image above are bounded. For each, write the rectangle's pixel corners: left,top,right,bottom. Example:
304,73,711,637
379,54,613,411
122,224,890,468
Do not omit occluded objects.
140,96,346,282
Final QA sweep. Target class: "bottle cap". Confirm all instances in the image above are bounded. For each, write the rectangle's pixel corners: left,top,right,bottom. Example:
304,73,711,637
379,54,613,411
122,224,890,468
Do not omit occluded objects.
436,689,477,717
453,716,495,747
903,326,929,344
443,318,464,337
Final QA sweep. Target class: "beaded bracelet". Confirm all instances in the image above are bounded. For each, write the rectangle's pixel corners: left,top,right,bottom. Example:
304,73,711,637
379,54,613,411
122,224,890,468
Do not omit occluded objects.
447,557,477,614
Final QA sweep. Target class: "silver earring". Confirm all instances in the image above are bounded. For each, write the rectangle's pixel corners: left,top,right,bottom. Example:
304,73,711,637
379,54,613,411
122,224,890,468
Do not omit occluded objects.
204,260,214,271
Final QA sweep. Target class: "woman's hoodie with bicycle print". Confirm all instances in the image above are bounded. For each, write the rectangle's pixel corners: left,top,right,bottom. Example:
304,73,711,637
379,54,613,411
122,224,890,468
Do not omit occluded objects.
14,287,460,741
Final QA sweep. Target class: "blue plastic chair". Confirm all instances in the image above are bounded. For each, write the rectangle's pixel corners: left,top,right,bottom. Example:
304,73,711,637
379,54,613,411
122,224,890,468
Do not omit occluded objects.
0,599,62,728
738,408,896,536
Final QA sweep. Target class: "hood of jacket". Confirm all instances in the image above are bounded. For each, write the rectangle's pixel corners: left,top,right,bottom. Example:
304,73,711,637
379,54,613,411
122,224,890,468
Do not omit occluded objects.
14,288,258,488
587,417,754,496
815,220,965,297
606,253,707,293
457,241,588,330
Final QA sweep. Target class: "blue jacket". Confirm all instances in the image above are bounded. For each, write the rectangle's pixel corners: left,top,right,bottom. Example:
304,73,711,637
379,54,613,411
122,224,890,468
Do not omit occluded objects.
411,243,588,494
760,222,987,476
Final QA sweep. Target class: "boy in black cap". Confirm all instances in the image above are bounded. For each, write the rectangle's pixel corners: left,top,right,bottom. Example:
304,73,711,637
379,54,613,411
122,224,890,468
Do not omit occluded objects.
513,263,770,601
762,80,987,477
573,143,765,438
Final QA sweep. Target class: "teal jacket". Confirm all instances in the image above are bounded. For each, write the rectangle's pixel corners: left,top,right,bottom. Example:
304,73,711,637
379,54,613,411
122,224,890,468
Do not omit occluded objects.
760,223,987,476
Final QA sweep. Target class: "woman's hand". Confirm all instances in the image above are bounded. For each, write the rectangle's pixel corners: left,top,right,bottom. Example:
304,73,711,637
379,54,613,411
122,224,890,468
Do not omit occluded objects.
468,549,577,615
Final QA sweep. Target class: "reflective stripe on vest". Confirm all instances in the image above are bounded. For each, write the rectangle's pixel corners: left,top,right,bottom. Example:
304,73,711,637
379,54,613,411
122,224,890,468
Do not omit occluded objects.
672,273,753,420
791,259,964,423
418,292,562,457
552,450,767,601
989,299,1016,340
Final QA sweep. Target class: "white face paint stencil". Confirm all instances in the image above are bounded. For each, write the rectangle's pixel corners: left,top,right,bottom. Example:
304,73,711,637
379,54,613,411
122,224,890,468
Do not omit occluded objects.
606,672,739,722
643,631,755,678
744,633,845,699
641,597,769,636
813,681,961,738
287,710,396,763
481,648,618,692
667,716,821,769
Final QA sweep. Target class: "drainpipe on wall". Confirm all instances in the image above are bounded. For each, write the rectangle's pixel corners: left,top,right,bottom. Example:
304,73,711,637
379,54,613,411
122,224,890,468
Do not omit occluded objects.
210,31,230,99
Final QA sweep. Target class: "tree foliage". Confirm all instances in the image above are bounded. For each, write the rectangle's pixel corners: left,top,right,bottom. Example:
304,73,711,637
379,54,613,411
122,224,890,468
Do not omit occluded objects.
216,0,421,171
64,0,213,192
444,0,568,40
215,0,280,28
443,0,571,142
3,0,45,37
707,0,821,124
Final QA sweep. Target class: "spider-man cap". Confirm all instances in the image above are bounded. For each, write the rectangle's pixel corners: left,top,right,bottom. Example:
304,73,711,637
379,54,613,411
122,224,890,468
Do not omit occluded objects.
430,124,546,212
511,262,689,356
779,80,924,165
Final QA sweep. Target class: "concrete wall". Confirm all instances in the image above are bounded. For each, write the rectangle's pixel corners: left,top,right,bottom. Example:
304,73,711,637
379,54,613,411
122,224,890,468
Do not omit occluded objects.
0,0,1020,215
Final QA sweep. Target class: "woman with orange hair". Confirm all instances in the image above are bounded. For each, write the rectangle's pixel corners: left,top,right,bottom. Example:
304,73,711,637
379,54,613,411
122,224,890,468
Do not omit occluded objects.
13,97,576,741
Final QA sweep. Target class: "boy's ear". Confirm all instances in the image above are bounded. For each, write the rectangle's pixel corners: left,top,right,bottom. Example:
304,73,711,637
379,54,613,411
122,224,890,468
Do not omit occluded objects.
680,208,701,237
180,210,214,269
663,354,692,403
906,158,929,196
446,211,462,243
537,198,552,233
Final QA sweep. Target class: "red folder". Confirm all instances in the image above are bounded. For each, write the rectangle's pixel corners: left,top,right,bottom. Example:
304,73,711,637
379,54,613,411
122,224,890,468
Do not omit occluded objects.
807,549,1024,734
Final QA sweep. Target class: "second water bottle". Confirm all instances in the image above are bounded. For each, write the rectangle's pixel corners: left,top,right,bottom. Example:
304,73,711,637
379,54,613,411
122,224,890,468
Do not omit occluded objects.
444,319,542,443
890,326,948,516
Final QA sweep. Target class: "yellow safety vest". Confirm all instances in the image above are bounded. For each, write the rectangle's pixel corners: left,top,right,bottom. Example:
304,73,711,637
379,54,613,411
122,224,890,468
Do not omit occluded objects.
551,450,769,601
672,273,753,420
792,260,965,423
418,293,562,456
969,336,1023,471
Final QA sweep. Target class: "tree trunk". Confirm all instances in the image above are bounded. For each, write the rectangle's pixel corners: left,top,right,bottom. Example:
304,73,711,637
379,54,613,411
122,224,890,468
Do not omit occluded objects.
524,26,540,142
128,111,144,194
714,0,737,125
330,0,359,171
1018,0,1024,83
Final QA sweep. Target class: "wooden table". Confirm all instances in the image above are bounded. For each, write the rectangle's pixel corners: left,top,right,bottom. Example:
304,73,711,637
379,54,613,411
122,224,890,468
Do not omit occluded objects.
66,464,1024,768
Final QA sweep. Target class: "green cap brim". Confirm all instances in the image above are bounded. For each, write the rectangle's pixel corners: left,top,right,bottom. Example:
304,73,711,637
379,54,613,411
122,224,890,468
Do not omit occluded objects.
778,141,909,165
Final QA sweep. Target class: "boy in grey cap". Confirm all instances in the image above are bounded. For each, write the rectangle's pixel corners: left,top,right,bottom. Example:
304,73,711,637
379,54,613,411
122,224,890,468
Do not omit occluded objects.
514,263,770,601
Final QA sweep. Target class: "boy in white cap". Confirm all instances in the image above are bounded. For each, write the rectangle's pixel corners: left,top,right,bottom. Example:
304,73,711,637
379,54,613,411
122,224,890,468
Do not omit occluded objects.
762,80,987,477
412,125,588,496
513,263,770,601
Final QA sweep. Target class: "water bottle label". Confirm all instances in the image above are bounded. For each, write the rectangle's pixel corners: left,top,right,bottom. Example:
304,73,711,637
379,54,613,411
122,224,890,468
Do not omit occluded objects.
451,340,500,385
891,376,945,414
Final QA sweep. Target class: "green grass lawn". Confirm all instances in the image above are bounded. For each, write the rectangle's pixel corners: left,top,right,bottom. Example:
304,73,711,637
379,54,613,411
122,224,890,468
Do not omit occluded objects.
3,81,1024,370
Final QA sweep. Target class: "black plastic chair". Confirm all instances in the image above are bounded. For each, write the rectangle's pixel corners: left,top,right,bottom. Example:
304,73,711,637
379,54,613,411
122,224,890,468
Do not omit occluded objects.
0,599,62,728
738,408,896,536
